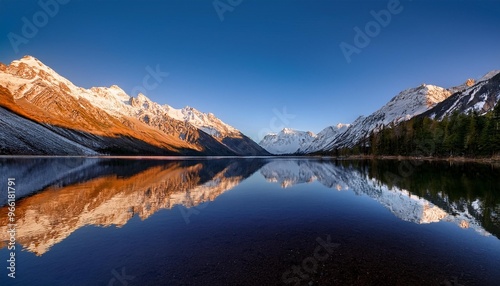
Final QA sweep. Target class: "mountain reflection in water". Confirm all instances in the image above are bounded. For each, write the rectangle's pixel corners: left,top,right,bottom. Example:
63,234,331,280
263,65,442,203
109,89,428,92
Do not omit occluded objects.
0,157,499,285
1,158,499,256
0,158,263,255
260,159,498,236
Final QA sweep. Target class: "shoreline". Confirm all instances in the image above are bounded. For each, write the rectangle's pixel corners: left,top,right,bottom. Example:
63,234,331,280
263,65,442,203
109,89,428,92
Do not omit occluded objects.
333,154,500,164
1,154,500,164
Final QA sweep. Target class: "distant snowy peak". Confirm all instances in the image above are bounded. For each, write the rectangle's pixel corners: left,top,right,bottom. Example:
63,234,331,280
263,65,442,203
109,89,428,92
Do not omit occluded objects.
259,128,317,155
88,85,241,138
281,127,314,136
300,123,350,153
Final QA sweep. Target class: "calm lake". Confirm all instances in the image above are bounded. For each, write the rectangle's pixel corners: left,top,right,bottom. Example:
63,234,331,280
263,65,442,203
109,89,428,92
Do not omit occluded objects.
1,157,499,285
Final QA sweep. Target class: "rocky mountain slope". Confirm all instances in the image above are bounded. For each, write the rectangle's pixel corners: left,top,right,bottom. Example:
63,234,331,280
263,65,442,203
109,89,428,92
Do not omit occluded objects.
423,71,500,120
0,56,268,155
328,84,452,150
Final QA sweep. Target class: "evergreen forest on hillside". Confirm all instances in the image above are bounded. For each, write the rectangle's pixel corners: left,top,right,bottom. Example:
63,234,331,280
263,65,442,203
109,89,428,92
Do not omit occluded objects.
332,102,500,157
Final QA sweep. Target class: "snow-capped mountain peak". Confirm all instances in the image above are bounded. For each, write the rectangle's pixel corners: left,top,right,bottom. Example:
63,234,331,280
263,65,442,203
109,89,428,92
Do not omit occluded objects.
317,84,452,151
384,84,451,117
11,56,78,89
162,104,239,137
281,127,296,134
259,128,317,155
15,55,48,70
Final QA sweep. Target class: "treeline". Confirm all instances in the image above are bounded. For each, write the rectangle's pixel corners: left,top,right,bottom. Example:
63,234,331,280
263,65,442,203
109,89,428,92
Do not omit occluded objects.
338,102,500,157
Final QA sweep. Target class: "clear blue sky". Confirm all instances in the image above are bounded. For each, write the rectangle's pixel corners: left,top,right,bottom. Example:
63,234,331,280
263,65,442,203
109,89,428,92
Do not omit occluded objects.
1,0,499,140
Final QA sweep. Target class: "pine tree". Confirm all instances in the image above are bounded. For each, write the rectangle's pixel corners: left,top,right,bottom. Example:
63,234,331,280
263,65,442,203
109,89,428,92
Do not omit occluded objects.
492,101,500,155
465,112,478,155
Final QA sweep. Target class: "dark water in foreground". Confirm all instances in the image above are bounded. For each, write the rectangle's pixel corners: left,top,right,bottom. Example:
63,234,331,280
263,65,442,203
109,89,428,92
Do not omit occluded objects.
0,157,499,285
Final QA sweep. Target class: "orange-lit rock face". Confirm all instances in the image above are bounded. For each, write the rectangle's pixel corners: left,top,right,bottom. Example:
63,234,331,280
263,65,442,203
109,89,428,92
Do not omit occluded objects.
0,89,200,154
423,85,452,108
465,79,475,87
0,58,206,153
0,56,268,156
0,162,244,256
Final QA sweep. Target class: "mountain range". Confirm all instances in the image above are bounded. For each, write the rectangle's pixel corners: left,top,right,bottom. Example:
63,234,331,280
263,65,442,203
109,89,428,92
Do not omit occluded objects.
259,71,500,154
0,56,269,156
1,56,499,156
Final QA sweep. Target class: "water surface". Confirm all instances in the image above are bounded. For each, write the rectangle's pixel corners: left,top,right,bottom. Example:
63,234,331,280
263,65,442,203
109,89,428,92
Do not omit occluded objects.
1,157,499,285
